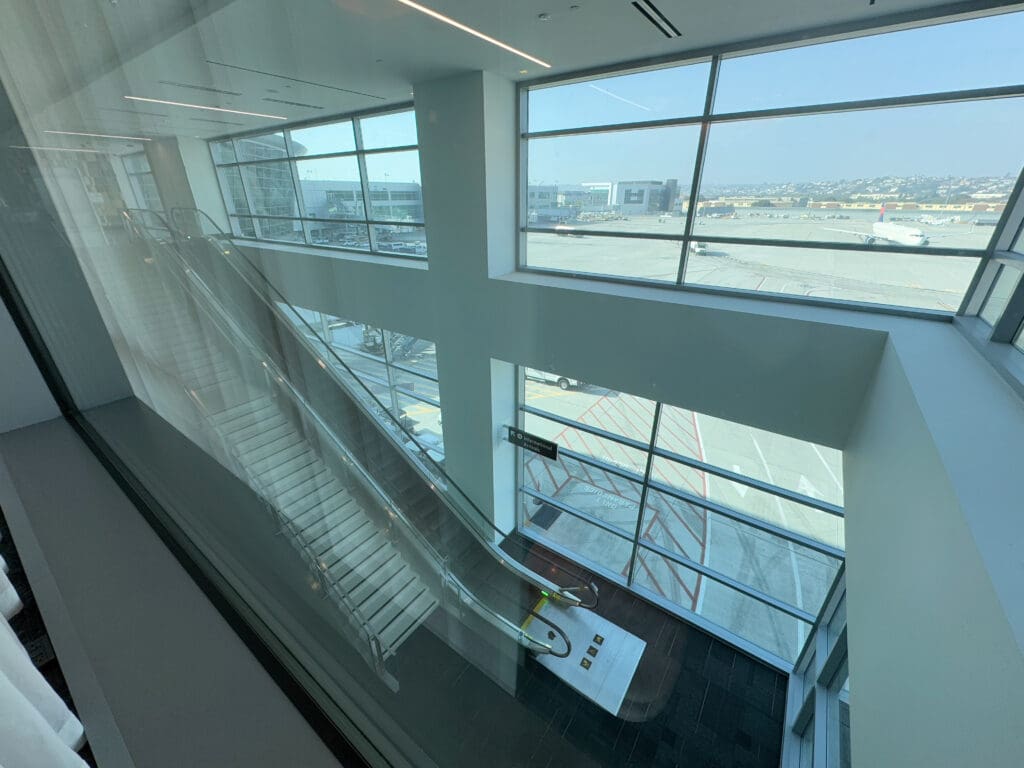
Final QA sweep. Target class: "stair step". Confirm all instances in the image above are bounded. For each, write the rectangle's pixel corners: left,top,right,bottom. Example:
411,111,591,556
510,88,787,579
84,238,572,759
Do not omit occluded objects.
356,566,417,620
262,456,323,495
272,469,334,508
327,532,389,580
212,397,274,426
238,430,300,463
279,478,344,519
338,543,400,594
312,516,376,560
289,492,355,530
247,441,308,476
367,580,428,635
379,591,437,652
224,414,289,444
348,553,406,606
255,448,317,482
301,504,366,548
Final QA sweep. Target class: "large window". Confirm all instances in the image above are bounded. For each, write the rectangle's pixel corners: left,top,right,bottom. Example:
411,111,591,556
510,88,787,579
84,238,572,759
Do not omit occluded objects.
515,368,844,664
520,11,1024,312
287,307,443,463
211,109,426,258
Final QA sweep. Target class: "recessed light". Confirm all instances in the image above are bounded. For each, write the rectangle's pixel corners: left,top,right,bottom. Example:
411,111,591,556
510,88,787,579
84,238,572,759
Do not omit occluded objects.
519,69,529,75
538,12,551,21
393,0,551,68
124,96,287,120
44,130,151,142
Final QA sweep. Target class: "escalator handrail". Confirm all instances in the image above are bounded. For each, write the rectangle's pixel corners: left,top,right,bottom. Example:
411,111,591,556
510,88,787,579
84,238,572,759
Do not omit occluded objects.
124,209,572,659
164,207,597,609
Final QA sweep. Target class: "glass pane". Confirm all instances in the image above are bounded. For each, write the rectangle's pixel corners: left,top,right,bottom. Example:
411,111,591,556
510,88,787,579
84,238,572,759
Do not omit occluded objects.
650,457,845,550
386,332,437,379
217,166,251,215
573,385,656,445
657,404,844,506
525,232,681,282
684,242,980,312
392,368,440,404
123,152,151,173
240,162,299,217
799,727,814,768
643,490,840,612
528,61,711,132
373,225,426,257
255,218,303,243
229,216,257,238
697,99,1024,251
210,140,236,164
526,125,699,231
360,110,418,149
303,220,369,249
715,12,1024,113
979,265,1023,326
288,121,356,156
364,151,423,222
524,411,648,476
295,156,365,219
395,392,444,461
522,452,641,538
634,547,810,662
522,495,634,575
1014,224,1024,255
234,131,288,161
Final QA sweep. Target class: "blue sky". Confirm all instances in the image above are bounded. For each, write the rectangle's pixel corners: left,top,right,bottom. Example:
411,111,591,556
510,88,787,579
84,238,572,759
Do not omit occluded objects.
527,11,1024,186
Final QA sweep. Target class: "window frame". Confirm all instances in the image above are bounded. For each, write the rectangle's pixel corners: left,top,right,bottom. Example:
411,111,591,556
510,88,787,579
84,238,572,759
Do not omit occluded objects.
515,13,1024,318
208,103,426,261
514,367,845,669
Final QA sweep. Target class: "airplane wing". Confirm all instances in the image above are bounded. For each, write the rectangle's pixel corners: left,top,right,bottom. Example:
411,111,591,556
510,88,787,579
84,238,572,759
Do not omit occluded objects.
823,227,882,244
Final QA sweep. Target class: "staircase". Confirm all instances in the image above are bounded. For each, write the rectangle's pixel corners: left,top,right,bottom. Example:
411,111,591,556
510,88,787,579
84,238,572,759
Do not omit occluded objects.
109,241,439,669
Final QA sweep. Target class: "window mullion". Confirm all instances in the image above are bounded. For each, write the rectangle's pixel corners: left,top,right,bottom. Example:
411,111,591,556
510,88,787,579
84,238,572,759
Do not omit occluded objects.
626,402,662,586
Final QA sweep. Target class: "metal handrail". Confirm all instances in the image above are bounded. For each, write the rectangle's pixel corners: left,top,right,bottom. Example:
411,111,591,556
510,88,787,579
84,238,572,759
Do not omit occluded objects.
165,206,598,609
124,209,573,659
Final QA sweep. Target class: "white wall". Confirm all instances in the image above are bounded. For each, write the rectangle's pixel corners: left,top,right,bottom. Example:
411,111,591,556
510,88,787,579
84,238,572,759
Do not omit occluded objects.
0,300,59,432
844,335,1024,767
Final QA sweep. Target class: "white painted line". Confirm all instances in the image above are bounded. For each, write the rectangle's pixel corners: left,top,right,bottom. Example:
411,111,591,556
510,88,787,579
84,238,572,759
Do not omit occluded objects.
811,443,843,496
751,435,807,652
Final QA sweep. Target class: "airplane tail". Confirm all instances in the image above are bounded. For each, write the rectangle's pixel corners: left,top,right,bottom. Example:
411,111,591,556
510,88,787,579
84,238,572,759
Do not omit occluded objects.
878,205,886,223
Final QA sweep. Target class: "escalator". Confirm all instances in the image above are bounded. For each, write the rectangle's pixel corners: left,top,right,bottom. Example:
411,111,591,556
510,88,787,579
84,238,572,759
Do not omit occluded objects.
117,207,597,691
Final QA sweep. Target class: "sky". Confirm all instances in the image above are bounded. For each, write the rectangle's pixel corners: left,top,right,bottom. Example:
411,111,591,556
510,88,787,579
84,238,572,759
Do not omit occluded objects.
527,11,1024,187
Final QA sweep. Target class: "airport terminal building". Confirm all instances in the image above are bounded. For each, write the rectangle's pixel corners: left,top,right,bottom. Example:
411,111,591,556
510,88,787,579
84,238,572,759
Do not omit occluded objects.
0,2,1022,768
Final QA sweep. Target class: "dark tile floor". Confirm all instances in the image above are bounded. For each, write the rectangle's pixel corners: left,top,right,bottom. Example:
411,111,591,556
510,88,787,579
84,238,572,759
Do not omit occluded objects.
383,537,787,768
1,507,97,767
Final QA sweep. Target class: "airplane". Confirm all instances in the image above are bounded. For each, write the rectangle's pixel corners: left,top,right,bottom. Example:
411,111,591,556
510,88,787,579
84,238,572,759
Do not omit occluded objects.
825,205,954,247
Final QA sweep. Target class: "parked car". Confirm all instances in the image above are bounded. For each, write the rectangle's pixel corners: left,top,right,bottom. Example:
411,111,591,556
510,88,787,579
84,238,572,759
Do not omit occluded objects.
525,368,582,390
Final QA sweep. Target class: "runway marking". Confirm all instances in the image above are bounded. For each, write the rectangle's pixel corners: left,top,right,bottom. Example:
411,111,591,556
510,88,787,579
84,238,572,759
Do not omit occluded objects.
811,443,843,496
730,465,749,497
750,436,807,652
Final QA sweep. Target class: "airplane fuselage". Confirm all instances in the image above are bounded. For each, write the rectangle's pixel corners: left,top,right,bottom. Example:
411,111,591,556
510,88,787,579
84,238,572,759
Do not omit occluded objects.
872,221,928,247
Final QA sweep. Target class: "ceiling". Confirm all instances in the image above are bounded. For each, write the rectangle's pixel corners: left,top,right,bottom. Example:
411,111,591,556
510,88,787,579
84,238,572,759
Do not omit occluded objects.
0,0,1018,152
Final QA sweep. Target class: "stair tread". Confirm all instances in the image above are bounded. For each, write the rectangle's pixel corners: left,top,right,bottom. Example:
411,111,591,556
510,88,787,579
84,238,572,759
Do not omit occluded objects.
379,591,437,651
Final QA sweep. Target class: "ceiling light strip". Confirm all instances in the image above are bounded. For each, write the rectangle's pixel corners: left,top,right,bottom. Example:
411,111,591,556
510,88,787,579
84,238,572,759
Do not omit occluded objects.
124,96,286,120
45,130,151,142
9,145,106,154
393,0,551,68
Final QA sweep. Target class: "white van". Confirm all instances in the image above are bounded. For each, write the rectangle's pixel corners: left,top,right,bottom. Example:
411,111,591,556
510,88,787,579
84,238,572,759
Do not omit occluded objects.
689,241,709,255
525,368,582,390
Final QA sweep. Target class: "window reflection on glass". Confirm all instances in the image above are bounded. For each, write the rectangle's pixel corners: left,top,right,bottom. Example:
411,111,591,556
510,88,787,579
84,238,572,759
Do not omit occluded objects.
364,151,423,223
240,162,298,218
295,156,365,219
217,166,250,216
230,216,257,238
234,131,288,161
979,265,1023,326
282,306,442,465
528,61,711,132
521,495,634,575
210,140,236,164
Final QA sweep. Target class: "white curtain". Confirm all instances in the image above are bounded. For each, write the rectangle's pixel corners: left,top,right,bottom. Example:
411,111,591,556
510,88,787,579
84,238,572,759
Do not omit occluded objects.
0,570,22,620
0,669,87,768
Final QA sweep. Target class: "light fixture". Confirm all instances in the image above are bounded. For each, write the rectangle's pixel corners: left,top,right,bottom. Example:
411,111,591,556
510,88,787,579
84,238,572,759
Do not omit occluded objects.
44,130,151,142
9,145,106,154
393,0,551,68
124,96,286,120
